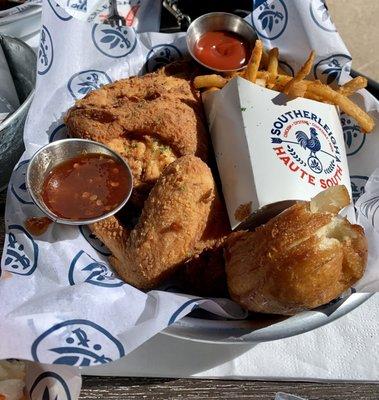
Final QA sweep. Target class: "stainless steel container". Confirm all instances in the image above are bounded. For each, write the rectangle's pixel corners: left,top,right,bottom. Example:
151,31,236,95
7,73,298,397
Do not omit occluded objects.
186,12,257,72
26,138,134,225
0,35,36,191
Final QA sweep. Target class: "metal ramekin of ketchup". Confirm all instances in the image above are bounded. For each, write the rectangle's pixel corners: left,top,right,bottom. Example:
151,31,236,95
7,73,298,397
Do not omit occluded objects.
26,139,133,226
186,12,257,72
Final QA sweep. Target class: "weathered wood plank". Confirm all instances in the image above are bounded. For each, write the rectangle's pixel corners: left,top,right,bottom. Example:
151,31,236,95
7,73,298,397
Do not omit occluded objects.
79,377,379,399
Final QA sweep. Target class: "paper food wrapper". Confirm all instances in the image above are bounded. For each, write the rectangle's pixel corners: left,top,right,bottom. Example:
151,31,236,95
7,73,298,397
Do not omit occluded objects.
203,77,351,229
54,0,161,31
1,0,379,397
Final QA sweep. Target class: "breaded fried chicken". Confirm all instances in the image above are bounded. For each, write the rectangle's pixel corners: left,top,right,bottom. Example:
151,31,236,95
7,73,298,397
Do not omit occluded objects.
91,155,221,289
65,66,209,205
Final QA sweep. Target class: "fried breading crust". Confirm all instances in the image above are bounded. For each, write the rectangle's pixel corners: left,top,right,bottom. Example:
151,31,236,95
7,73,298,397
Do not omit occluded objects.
90,216,130,265
94,155,220,289
225,192,368,315
65,70,210,206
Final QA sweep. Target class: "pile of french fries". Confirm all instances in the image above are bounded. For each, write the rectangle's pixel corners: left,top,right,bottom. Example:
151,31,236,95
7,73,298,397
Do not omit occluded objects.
193,40,375,133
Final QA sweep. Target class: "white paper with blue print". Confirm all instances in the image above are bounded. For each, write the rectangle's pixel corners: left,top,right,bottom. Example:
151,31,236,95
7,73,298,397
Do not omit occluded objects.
53,0,161,32
24,362,82,400
1,0,379,391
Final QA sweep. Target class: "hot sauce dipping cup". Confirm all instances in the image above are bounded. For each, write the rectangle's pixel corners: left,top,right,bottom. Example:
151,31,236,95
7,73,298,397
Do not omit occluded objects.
26,139,133,225
186,12,257,73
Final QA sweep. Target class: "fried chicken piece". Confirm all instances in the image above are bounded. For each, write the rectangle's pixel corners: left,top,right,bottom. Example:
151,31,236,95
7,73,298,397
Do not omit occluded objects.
194,191,230,253
181,246,228,297
90,215,130,264
92,155,218,289
65,67,209,205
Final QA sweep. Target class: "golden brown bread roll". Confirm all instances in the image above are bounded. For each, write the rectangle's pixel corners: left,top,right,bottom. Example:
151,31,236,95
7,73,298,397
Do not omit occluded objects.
225,186,368,315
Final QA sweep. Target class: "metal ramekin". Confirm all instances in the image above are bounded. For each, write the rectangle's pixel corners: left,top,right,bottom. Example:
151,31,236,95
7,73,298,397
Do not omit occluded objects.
26,138,133,225
186,12,257,73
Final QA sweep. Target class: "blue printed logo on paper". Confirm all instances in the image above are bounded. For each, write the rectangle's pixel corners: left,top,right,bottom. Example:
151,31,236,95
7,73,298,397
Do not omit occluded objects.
145,44,182,73
358,190,379,228
68,70,112,100
49,123,69,143
67,0,87,12
11,160,33,204
30,372,71,400
3,225,38,276
31,319,125,366
92,24,137,58
168,298,202,326
351,175,368,203
271,110,345,188
38,26,54,75
252,0,288,40
79,225,111,256
47,0,73,20
314,54,352,85
278,60,294,77
310,0,336,32
68,250,123,287
341,113,365,156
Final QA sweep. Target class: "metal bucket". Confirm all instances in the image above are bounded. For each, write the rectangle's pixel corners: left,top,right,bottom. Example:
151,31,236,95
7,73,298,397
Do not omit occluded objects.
0,35,36,191
163,293,373,343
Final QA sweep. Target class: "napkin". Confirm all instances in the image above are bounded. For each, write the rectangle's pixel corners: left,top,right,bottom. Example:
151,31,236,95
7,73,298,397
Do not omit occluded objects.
82,294,379,382
18,293,378,400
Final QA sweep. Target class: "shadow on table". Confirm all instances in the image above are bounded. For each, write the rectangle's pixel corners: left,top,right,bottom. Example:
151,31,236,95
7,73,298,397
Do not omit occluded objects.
82,333,256,378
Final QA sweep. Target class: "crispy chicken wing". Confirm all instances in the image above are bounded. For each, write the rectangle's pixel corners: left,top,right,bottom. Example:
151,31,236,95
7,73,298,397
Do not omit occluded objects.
90,155,223,289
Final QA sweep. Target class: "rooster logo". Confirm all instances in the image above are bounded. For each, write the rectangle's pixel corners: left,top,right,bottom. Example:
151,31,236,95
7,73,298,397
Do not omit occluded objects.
296,128,321,157
296,128,323,173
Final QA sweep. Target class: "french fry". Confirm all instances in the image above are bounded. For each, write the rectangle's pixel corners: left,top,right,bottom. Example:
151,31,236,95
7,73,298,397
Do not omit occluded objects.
193,75,227,89
282,50,316,95
245,40,263,83
192,47,374,133
288,81,308,97
338,76,367,96
257,71,270,80
270,73,292,90
267,47,279,88
260,49,269,70
306,81,375,132
255,78,267,87
204,87,221,94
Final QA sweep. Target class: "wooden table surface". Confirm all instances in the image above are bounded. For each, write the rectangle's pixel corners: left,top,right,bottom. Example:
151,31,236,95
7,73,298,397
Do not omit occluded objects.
1,197,378,399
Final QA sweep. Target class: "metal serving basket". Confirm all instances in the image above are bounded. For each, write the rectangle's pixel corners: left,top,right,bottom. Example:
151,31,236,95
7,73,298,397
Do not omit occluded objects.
160,0,377,343
0,35,36,191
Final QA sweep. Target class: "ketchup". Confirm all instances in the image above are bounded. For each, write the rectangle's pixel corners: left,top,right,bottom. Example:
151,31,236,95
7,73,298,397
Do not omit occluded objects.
41,153,131,220
194,30,250,71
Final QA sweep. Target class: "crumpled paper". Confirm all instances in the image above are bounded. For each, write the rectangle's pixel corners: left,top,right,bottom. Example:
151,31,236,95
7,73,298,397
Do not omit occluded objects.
54,0,161,31
1,0,379,397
